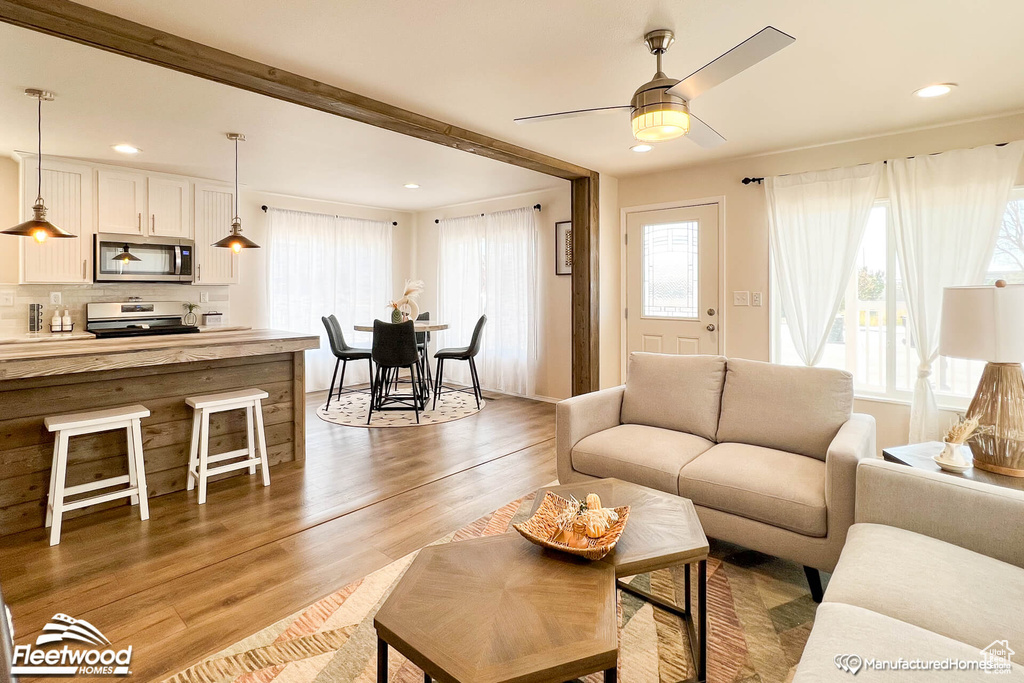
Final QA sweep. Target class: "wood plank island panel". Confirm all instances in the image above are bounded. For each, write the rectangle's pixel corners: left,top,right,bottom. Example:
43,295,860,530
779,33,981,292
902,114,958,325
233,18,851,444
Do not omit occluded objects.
0,330,318,537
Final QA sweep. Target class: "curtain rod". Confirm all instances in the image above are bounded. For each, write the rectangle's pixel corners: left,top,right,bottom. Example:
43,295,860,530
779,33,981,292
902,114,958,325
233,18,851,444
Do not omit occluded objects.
741,141,1012,185
261,204,397,226
434,203,541,224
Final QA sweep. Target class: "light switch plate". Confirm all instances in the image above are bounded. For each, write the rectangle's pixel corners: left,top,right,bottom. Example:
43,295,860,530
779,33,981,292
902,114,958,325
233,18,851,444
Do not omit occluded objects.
0,291,13,307
49,291,62,306
751,292,763,307
200,291,210,303
733,290,750,307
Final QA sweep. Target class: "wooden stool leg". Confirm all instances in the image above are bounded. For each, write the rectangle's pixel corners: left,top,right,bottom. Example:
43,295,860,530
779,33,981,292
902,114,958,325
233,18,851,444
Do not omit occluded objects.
254,399,270,487
245,404,257,476
49,432,70,546
45,435,60,528
197,408,211,505
126,423,140,506
187,409,201,492
131,418,150,521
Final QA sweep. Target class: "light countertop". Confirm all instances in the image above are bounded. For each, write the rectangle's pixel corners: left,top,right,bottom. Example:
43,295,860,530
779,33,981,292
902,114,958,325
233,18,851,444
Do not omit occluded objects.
0,325,252,345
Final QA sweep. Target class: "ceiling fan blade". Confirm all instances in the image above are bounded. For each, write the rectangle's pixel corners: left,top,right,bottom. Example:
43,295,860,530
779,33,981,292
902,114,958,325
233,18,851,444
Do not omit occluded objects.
514,105,631,124
687,114,727,149
667,26,795,102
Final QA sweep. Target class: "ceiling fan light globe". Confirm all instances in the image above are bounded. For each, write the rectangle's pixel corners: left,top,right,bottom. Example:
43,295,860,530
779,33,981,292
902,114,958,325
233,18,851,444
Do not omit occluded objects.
632,108,690,142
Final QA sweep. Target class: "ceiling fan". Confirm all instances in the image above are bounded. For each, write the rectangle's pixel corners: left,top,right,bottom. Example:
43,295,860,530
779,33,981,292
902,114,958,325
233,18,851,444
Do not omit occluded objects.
514,26,795,148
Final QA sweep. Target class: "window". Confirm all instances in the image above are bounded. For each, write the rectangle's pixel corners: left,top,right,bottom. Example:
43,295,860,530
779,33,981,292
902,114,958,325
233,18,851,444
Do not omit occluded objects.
642,221,699,319
773,190,1024,406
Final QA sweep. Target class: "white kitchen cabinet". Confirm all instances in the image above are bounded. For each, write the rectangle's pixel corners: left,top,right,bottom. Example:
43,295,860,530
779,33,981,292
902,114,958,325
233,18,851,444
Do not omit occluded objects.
20,156,95,284
193,181,238,285
148,176,191,238
97,169,146,235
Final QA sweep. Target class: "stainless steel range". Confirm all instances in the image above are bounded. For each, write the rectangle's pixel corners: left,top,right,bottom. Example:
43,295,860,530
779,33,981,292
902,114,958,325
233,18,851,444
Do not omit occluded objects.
86,301,201,338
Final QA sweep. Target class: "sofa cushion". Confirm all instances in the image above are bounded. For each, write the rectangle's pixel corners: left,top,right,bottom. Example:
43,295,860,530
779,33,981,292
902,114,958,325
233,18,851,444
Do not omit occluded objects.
572,424,714,495
792,602,1020,681
716,358,852,460
825,523,1024,665
620,353,727,442
678,442,827,537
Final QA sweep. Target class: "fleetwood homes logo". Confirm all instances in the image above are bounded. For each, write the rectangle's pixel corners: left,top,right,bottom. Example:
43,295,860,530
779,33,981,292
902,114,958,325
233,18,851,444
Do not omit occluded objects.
12,613,132,677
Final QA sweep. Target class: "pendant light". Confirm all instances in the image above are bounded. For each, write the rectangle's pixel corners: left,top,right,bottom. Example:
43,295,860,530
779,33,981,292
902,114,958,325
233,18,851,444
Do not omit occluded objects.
3,90,75,242
113,243,141,263
212,133,260,253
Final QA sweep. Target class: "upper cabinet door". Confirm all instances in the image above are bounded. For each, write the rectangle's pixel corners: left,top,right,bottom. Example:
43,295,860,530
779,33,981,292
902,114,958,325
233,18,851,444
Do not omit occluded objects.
193,181,238,285
148,176,191,238
97,169,146,235
21,157,95,284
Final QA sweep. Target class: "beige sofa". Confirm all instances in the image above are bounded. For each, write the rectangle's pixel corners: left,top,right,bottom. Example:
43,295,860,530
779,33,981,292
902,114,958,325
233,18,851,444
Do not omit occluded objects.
555,353,876,597
794,459,1024,679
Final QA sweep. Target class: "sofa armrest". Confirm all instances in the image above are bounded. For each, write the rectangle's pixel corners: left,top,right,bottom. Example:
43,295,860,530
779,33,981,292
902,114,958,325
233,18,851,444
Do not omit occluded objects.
555,386,625,483
824,413,876,543
856,459,1024,568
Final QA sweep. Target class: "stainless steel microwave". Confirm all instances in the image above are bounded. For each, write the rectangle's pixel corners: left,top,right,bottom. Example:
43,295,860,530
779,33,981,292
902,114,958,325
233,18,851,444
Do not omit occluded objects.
94,233,194,283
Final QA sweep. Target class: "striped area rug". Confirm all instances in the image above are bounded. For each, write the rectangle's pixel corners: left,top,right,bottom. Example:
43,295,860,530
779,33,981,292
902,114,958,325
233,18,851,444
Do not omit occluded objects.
165,493,817,683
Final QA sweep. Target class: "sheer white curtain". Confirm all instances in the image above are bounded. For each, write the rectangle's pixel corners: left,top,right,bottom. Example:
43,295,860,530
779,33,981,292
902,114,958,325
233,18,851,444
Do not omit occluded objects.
437,206,538,395
888,142,1024,441
267,208,392,391
767,163,884,366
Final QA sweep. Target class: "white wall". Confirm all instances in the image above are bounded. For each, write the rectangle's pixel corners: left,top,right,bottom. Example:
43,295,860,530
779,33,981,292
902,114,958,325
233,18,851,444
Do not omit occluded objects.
617,111,1024,452
412,185,573,400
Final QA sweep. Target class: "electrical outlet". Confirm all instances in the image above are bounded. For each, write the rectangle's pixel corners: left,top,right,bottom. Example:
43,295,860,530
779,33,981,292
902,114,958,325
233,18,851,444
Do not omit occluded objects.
200,291,210,303
48,291,62,306
751,292,763,307
733,290,750,307
0,291,13,307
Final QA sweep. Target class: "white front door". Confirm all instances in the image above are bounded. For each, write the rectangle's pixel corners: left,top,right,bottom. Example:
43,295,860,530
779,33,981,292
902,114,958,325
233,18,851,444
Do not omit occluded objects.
625,203,720,358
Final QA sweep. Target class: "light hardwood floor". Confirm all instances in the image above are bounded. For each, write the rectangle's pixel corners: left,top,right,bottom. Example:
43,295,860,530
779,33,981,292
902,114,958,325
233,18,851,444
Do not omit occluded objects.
0,389,557,682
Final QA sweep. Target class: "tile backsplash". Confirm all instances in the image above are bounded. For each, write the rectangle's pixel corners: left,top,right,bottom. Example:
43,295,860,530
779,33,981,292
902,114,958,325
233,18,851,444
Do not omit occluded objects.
0,283,230,337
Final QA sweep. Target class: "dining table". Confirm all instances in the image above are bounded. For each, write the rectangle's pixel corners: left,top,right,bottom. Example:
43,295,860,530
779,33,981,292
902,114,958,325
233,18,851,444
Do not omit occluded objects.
354,320,448,408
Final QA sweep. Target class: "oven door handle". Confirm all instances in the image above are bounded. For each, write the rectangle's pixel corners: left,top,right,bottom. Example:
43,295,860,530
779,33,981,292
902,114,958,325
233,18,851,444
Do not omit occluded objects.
174,245,182,275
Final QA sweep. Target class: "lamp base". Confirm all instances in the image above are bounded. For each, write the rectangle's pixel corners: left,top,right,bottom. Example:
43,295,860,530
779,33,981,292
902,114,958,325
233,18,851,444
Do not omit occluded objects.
966,362,1024,478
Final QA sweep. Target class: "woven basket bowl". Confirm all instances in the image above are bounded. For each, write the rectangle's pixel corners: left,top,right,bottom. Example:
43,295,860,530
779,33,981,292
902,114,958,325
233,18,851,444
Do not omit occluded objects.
513,491,630,561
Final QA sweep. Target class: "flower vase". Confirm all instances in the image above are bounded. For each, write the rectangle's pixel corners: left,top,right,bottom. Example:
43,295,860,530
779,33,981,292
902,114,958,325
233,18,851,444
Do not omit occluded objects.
183,311,198,326
391,308,403,324
935,440,970,473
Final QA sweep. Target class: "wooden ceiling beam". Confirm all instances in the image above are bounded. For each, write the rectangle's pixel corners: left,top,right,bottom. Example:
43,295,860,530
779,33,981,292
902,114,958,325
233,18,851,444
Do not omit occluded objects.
0,0,593,181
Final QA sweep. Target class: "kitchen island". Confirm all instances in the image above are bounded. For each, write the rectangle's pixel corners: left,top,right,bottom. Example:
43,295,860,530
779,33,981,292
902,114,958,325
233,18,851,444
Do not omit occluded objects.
0,329,319,536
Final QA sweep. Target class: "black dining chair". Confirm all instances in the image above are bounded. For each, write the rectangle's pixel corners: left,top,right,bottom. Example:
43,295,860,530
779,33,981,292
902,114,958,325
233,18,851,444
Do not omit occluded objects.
432,315,487,410
321,315,373,410
416,311,432,390
368,319,424,424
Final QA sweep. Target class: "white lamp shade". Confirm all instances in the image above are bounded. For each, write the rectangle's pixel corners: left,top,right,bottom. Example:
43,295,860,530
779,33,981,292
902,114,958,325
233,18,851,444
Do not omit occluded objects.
940,284,1024,362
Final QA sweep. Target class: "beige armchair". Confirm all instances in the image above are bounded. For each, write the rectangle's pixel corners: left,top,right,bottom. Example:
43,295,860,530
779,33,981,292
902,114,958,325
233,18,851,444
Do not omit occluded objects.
793,460,1024,679
556,353,876,600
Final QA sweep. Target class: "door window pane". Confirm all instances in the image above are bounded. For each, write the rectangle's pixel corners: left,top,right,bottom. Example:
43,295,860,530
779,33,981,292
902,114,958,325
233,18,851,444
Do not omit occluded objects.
643,221,698,318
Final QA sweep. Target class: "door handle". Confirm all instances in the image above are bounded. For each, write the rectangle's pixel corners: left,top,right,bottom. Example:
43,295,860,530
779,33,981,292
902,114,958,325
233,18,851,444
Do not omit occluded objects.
707,308,717,316
706,323,716,332
82,259,87,280
138,213,142,230
197,264,201,282
152,215,156,233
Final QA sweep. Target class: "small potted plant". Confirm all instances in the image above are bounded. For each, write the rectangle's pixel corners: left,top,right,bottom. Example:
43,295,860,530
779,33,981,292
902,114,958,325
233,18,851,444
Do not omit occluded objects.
182,302,200,326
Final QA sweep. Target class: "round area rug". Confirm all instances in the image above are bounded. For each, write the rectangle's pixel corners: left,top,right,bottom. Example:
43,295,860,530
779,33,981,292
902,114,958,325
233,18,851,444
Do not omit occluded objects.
316,391,484,428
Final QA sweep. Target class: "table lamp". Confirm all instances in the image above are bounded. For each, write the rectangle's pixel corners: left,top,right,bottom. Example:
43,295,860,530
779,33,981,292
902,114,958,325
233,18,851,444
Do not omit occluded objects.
940,281,1024,476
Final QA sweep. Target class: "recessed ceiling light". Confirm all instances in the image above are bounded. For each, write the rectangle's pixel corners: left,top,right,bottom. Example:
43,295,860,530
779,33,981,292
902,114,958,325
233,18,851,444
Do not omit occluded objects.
631,144,653,153
112,143,141,154
404,183,420,189
913,83,956,98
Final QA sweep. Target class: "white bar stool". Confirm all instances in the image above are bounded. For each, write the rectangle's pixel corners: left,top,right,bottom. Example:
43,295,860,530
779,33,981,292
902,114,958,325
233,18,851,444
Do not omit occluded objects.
44,404,151,546
186,388,270,504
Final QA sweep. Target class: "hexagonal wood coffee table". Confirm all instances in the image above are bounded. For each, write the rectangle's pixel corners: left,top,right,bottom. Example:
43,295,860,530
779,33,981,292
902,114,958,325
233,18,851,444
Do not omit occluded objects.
374,532,618,683
531,479,710,683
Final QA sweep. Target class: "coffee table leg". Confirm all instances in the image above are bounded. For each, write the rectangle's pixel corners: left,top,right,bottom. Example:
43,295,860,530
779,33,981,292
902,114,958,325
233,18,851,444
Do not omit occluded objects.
685,562,691,617
424,674,431,683
697,560,707,681
377,637,388,683
604,666,617,683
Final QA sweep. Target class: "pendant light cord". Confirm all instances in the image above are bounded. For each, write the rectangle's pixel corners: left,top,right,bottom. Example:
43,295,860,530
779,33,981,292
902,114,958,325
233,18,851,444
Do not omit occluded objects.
234,136,239,220
35,94,42,203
